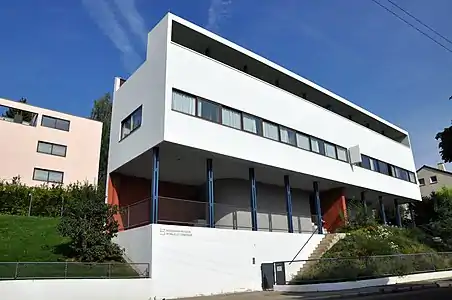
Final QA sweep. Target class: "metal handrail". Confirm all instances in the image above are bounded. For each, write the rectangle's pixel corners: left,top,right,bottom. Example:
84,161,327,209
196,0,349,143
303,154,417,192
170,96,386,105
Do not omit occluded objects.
288,225,320,265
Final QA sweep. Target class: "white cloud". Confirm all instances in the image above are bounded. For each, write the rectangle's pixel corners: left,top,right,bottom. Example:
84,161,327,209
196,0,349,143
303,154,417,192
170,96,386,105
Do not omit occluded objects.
81,0,142,73
113,0,148,46
206,0,232,32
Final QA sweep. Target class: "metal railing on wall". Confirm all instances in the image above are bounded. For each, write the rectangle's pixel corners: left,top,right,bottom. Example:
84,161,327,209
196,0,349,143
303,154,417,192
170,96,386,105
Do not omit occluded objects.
0,262,150,280
274,252,452,285
119,196,317,233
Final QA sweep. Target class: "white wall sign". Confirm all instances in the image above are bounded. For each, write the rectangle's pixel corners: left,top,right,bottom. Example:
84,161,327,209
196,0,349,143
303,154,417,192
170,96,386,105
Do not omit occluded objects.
159,228,192,237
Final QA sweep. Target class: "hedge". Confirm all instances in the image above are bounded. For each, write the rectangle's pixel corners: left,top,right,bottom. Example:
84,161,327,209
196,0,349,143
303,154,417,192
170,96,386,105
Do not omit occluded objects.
0,176,103,217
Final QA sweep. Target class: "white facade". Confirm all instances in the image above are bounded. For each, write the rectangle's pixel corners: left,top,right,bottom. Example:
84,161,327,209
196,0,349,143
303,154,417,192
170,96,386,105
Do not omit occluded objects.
108,13,420,202
107,13,422,298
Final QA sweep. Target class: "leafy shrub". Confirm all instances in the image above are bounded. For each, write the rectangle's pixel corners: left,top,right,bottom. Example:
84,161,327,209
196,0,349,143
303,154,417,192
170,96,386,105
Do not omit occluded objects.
0,176,67,217
292,225,441,284
57,183,123,262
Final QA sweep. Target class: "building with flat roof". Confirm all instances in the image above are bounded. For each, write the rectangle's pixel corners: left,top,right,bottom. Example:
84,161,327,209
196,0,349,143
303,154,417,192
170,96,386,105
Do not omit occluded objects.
0,97,102,186
107,13,421,298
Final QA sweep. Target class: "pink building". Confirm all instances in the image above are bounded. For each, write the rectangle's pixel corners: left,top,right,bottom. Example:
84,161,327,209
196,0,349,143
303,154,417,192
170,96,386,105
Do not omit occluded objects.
0,97,102,186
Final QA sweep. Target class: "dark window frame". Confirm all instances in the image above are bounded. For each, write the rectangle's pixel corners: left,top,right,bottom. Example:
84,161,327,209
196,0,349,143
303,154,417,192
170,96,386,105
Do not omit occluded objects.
418,178,425,186
36,141,67,157
32,168,64,184
197,98,221,123
120,105,143,140
41,115,70,132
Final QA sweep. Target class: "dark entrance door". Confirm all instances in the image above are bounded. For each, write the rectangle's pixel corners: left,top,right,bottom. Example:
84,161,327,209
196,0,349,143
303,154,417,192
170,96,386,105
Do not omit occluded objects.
261,263,274,290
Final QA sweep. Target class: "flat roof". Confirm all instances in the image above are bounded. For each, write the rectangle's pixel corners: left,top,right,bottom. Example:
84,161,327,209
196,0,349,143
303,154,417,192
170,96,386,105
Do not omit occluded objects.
0,97,102,124
167,13,408,137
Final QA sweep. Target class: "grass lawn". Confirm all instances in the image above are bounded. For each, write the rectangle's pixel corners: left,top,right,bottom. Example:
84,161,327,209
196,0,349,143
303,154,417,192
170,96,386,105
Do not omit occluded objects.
0,215,143,279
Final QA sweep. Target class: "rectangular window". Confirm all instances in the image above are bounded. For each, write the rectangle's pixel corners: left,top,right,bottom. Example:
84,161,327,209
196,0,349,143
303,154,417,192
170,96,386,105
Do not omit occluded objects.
324,143,337,159
41,115,70,131
221,107,241,129
280,127,296,146
37,141,67,157
362,155,377,171
121,106,142,139
172,90,196,115
310,138,320,153
33,168,64,184
418,178,425,186
430,176,438,184
336,146,348,162
296,133,310,150
197,99,220,122
242,114,261,135
399,169,409,181
408,172,416,183
378,161,389,175
262,121,279,141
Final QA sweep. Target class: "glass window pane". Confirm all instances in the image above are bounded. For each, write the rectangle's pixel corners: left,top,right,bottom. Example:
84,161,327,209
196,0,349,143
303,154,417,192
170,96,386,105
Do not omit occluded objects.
262,121,279,141
408,172,416,183
48,171,63,183
280,127,296,146
33,169,48,182
296,133,310,150
221,108,241,129
55,119,70,131
37,142,52,154
399,169,409,181
378,161,389,175
324,143,336,159
121,117,132,139
52,145,67,157
369,158,377,171
242,114,259,134
41,116,56,128
418,178,425,185
337,147,348,162
310,138,320,153
197,99,219,122
132,107,142,130
172,90,196,115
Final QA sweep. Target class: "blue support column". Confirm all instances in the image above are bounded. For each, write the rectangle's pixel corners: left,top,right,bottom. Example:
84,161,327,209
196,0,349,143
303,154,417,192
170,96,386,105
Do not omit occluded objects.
206,159,215,228
378,196,387,225
313,181,323,234
151,147,160,224
249,168,258,231
394,199,402,227
284,175,294,233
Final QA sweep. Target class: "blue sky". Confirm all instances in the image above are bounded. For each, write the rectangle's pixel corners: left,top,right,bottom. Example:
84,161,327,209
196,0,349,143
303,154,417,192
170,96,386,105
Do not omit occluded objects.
0,0,451,168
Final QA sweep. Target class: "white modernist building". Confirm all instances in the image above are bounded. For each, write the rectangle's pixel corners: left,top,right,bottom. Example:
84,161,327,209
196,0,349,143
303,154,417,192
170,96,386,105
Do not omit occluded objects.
107,13,421,299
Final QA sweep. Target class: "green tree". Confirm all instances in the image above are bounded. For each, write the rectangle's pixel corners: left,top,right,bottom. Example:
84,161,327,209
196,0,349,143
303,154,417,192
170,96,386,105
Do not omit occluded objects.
436,96,452,162
90,93,112,194
2,97,34,123
58,182,123,262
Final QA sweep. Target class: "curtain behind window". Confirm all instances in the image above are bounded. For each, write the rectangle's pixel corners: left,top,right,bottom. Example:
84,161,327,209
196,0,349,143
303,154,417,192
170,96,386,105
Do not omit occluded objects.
222,108,241,129
172,91,195,115
263,121,279,140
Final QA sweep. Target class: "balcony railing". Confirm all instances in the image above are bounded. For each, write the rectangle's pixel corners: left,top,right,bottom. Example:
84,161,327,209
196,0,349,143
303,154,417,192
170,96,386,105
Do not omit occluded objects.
119,196,316,233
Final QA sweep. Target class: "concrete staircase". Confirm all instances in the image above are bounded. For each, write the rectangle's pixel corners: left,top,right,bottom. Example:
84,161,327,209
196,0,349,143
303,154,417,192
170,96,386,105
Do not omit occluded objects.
297,233,346,275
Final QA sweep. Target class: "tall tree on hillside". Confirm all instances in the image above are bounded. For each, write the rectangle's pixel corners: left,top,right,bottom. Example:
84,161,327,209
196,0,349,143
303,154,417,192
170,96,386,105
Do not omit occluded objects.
2,97,34,123
90,93,112,194
436,96,452,162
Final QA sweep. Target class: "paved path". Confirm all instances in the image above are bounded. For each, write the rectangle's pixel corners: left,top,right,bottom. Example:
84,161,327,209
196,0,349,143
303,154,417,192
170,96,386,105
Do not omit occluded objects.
179,280,452,300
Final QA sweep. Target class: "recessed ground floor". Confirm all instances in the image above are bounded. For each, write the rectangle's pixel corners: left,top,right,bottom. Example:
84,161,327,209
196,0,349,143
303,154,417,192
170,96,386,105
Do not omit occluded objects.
108,142,416,234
